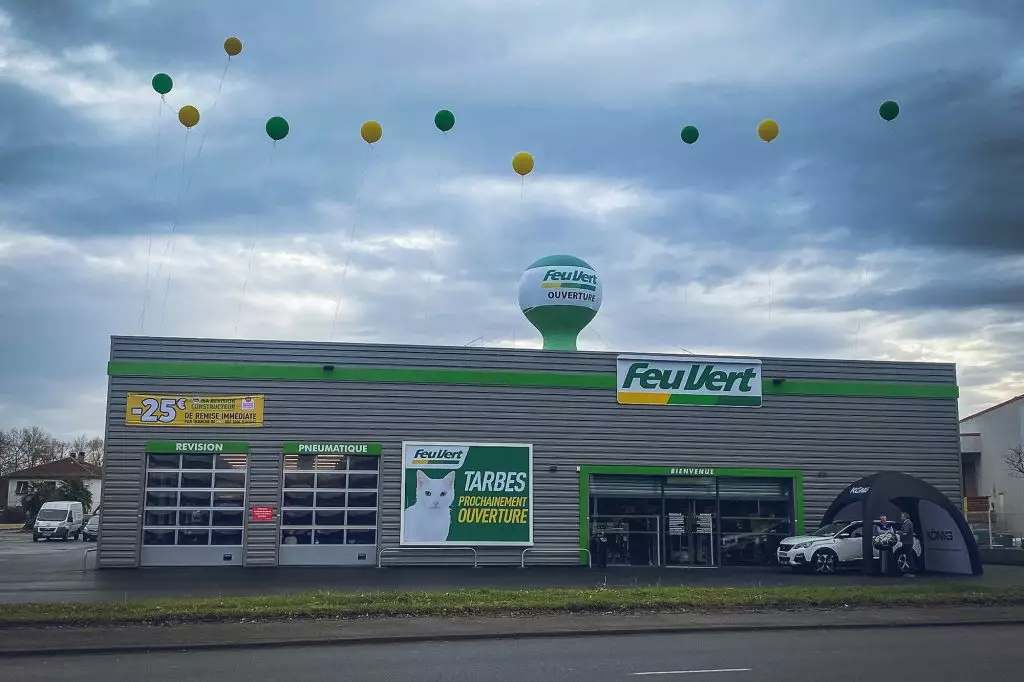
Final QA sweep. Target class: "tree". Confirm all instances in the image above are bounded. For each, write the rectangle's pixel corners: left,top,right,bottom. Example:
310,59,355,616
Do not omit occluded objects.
19,482,58,518
1005,445,1024,478
84,437,105,467
57,479,94,511
0,427,105,477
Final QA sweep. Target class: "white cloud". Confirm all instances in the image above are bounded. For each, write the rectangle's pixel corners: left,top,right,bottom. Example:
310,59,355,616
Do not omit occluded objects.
0,8,250,137
1,0,1022,440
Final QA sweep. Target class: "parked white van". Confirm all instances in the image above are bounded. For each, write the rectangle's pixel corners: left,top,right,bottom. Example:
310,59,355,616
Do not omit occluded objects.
33,501,85,542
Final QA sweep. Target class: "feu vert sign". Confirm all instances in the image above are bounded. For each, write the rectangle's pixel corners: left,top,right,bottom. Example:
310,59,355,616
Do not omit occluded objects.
616,355,763,407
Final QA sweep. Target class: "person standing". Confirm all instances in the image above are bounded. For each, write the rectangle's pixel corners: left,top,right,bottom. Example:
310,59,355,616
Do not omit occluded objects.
874,515,897,576
899,512,917,577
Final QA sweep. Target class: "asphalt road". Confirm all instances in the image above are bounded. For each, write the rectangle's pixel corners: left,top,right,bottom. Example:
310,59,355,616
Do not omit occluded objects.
4,531,1024,604
2,625,1021,681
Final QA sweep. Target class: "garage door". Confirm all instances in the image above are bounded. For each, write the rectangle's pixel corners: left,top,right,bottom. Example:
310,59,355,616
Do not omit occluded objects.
141,443,249,566
279,447,379,566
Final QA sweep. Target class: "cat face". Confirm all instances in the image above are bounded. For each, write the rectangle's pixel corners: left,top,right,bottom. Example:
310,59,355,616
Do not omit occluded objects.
416,470,455,509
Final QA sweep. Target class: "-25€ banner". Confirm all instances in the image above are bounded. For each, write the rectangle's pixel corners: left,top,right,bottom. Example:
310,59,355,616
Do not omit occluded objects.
400,442,533,546
125,394,264,427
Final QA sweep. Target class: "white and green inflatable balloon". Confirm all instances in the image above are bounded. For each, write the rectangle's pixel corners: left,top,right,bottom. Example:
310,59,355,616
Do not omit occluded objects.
517,254,602,350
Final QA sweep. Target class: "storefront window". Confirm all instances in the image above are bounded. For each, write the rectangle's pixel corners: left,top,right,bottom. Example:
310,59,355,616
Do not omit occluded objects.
588,473,796,568
718,477,793,567
280,452,380,547
589,476,662,567
142,452,247,547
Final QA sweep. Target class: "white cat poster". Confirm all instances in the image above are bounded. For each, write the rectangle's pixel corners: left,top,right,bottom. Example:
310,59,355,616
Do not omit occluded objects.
400,441,533,546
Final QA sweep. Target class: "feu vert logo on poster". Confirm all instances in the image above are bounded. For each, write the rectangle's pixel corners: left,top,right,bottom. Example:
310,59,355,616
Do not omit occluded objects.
616,355,763,407
400,442,533,547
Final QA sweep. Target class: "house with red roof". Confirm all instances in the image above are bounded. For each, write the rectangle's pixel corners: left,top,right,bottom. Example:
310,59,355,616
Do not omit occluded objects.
1,454,102,513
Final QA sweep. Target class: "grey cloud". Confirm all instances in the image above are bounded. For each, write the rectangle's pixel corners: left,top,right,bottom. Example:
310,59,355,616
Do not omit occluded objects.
782,269,1024,314
4,0,1024,434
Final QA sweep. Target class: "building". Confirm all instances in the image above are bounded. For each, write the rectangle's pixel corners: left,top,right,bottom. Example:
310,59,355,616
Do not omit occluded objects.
3,455,102,512
97,335,962,569
959,395,1024,536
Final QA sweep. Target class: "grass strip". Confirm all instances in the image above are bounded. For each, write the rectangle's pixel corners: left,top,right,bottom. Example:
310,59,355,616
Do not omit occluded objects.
3,584,1023,628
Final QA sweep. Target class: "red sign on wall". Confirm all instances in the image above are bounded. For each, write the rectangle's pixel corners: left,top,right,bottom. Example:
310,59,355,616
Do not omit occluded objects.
251,506,274,522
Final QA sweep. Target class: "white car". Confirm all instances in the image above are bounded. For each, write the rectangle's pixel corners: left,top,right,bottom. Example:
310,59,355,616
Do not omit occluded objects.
777,520,921,575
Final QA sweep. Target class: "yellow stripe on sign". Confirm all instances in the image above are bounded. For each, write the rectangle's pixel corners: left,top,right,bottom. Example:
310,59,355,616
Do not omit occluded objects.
617,391,670,404
411,459,428,464
540,282,562,288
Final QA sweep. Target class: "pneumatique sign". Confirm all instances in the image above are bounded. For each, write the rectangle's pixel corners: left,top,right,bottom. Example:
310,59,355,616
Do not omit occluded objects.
400,441,533,547
616,355,763,407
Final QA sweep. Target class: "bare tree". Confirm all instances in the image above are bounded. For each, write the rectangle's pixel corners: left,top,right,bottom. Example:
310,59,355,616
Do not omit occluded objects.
69,435,90,455
1,427,105,476
1005,445,1024,478
0,430,15,476
84,437,105,466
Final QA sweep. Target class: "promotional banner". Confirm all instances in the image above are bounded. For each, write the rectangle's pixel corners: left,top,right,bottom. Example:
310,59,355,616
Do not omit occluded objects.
400,442,533,546
126,394,264,427
517,263,602,312
616,355,763,407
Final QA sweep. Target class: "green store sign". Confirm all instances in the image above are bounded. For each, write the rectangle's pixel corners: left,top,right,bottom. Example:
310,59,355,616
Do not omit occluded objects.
281,442,382,455
145,441,250,453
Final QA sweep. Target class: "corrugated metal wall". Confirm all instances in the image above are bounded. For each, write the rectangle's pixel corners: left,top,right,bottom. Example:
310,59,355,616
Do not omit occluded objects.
100,336,961,568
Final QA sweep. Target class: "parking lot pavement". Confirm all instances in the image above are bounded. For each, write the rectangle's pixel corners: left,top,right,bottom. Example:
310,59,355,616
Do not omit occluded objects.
0,531,96,601
0,531,94,566
2,528,1024,604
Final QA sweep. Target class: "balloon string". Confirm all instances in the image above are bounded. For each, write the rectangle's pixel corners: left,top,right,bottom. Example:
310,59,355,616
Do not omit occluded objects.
141,58,233,334
422,133,446,338
512,175,525,349
235,144,277,336
853,265,867,357
330,145,374,341
158,127,191,335
180,58,231,200
138,96,165,333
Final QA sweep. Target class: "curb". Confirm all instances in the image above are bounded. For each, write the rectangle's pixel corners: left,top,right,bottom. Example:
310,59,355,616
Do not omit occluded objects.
2,616,1023,658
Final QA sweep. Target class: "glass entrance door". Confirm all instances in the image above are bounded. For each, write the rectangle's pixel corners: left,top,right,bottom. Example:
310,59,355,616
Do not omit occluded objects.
663,477,717,567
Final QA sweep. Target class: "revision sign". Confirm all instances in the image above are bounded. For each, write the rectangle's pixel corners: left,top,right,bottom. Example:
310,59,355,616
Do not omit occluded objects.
616,355,763,407
400,442,533,547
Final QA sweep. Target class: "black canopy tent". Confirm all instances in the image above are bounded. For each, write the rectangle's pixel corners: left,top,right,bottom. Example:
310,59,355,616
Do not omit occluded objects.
820,471,982,576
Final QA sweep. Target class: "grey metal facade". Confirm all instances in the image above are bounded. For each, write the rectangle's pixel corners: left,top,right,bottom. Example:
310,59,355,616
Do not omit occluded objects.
99,336,961,568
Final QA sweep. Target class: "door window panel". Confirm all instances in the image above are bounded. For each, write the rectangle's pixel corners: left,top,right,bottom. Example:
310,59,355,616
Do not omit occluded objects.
142,451,247,547
280,451,380,547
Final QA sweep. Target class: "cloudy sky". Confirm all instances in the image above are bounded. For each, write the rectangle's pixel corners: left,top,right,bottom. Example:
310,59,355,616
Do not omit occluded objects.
1,0,1022,439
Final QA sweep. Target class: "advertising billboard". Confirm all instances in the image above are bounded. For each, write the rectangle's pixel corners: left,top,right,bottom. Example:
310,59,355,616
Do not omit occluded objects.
400,442,533,546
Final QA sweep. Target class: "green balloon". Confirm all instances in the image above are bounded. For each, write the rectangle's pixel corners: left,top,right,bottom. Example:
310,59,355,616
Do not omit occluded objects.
680,125,699,144
879,100,900,121
151,73,173,95
434,109,455,132
266,116,289,141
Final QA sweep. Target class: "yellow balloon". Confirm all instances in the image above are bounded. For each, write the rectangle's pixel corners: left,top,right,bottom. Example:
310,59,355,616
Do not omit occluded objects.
224,36,243,57
360,120,382,144
757,119,779,143
512,151,534,177
178,105,200,129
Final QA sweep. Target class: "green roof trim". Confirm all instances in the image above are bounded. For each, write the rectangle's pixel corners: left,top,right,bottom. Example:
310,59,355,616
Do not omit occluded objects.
108,360,958,400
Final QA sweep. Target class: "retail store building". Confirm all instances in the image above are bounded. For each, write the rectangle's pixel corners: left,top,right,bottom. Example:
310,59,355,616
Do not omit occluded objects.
98,336,961,569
